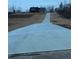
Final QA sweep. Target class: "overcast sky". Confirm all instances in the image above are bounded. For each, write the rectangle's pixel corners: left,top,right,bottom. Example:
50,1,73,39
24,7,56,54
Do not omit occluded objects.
8,0,70,11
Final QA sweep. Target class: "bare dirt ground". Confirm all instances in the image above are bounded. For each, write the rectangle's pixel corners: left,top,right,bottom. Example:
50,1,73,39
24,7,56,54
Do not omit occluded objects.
8,12,71,32
9,49,71,59
50,12,71,29
8,13,45,31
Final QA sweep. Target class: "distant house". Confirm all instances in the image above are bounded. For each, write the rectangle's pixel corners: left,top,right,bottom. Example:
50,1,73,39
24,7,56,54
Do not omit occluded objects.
30,7,40,12
40,7,46,13
29,7,46,13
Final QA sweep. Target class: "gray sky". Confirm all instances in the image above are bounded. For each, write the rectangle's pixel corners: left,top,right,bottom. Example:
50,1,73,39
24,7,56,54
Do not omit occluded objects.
8,0,70,11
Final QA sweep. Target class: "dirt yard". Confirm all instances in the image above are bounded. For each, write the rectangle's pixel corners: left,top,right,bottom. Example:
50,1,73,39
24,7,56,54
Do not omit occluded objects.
8,12,71,32
9,49,71,59
8,13,45,31
50,12,71,29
